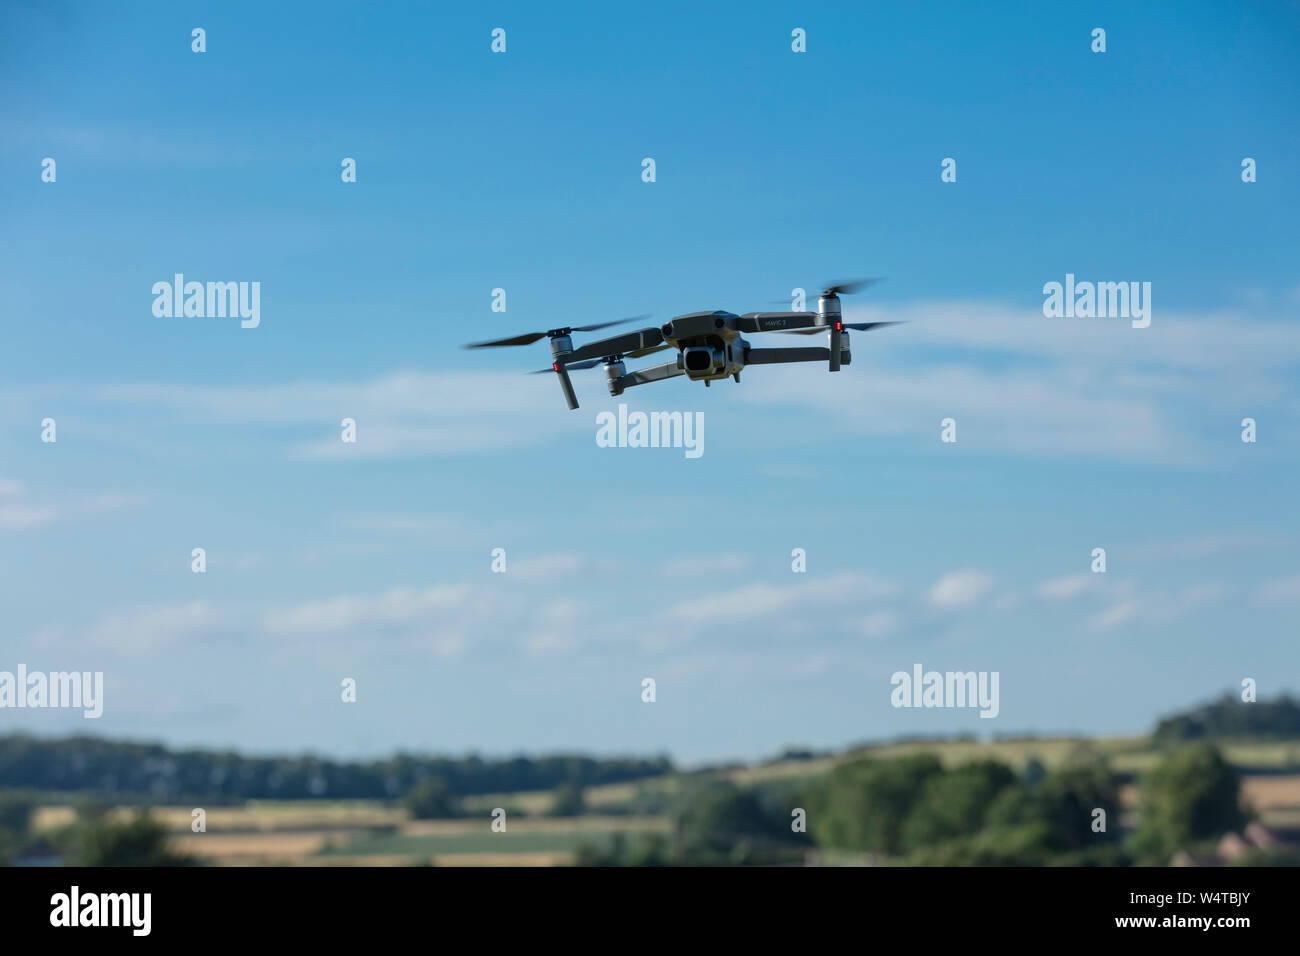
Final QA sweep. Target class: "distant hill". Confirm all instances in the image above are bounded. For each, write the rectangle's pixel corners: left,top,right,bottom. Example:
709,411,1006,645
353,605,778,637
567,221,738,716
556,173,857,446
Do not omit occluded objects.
0,734,672,802
1153,693,1300,742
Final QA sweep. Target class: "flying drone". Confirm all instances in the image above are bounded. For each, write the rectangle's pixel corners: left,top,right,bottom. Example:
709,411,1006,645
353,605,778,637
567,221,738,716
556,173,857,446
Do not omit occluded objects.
464,280,902,410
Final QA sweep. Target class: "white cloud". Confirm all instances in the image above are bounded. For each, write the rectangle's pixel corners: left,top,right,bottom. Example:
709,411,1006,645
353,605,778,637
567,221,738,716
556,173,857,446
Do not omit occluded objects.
1176,582,1231,606
0,503,57,529
928,570,995,609
1131,533,1292,561
670,572,898,626
520,600,588,657
0,478,143,530
860,610,900,638
0,481,144,531
510,553,586,582
86,371,576,458
0,480,54,528
1089,600,1139,631
76,492,147,514
661,553,754,577
341,513,461,535
1037,574,1096,600
90,600,222,653
428,633,467,659
1256,572,1300,604
262,584,472,634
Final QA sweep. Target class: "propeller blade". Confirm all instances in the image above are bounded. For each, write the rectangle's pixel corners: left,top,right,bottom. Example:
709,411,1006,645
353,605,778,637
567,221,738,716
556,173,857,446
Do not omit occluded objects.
465,331,548,349
823,278,884,296
572,315,650,333
530,358,605,374
530,359,601,373
775,320,904,335
532,344,670,373
625,343,672,359
844,320,904,331
467,315,648,350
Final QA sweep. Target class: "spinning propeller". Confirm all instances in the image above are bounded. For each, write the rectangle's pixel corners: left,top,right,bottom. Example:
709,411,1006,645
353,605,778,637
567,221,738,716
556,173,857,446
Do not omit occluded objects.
815,278,887,371
463,315,653,410
529,343,671,373
463,318,638,350
821,278,883,296
779,321,904,335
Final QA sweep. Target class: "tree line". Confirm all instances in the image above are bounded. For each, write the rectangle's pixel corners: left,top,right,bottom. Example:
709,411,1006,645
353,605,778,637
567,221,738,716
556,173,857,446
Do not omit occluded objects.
1152,693,1300,742
0,734,672,801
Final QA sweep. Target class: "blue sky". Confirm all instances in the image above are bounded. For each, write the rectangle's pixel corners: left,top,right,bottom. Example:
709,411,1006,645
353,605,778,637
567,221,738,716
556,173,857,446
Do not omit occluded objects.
1,1,1298,765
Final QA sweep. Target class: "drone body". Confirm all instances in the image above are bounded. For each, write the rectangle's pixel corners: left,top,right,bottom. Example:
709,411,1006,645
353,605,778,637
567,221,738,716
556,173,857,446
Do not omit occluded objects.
465,282,901,410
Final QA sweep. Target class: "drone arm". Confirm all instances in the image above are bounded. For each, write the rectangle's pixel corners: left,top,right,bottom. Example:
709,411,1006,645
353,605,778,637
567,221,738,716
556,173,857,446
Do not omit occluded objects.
613,360,686,391
562,327,664,365
736,312,824,333
743,346,838,366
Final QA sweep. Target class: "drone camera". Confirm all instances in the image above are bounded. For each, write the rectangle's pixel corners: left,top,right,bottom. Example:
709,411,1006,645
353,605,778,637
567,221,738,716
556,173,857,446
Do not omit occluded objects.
683,348,712,372
682,346,725,377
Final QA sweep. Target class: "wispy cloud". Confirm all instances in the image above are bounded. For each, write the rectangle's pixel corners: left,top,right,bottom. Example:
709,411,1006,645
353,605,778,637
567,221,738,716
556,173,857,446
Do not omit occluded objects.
521,600,588,657
89,600,224,653
668,572,899,627
1256,572,1300,604
1130,533,1293,561
0,480,144,531
510,553,586,582
1036,574,1097,600
2,371,577,460
262,584,473,635
928,570,995,609
341,512,463,535
661,553,755,577
1088,600,1140,631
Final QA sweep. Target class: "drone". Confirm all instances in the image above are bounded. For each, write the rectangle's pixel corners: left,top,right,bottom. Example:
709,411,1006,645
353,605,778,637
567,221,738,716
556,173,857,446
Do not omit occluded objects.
464,280,902,410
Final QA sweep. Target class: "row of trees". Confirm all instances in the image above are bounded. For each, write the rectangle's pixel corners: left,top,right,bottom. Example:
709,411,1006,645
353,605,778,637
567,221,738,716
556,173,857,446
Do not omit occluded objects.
1152,693,1300,743
807,749,1126,864
402,777,589,819
0,734,672,802
579,741,1271,866
577,780,810,866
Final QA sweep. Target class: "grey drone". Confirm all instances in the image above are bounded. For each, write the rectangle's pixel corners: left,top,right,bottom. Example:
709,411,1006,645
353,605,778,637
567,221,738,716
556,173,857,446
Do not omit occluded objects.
464,280,901,410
